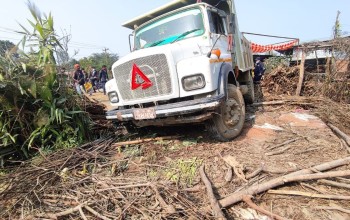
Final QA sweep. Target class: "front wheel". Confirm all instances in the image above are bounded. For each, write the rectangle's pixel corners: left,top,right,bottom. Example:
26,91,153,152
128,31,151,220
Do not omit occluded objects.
206,85,245,141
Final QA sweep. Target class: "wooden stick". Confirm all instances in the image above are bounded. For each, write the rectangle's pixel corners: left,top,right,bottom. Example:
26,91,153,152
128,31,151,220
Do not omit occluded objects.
218,156,350,208
328,124,350,146
199,165,226,219
85,205,111,220
300,183,327,194
251,100,286,107
266,146,291,156
267,138,300,151
46,202,87,219
314,206,350,214
242,195,289,220
317,179,350,190
150,184,176,214
268,190,350,200
79,207,88,220
112,136,180,147
246,164,264,179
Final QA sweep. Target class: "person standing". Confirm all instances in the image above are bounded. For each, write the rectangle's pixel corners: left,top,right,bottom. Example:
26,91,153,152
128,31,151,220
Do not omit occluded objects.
99,65,109,95
253,57,266,84
89,66,98,92
73,64,85,95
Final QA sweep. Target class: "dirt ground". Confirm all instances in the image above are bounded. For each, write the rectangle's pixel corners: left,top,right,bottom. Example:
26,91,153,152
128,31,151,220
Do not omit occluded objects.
84,89,350,219
1,85,349,219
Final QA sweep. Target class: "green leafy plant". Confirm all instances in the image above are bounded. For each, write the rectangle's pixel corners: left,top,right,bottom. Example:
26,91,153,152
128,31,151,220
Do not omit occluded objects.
0,1,92,164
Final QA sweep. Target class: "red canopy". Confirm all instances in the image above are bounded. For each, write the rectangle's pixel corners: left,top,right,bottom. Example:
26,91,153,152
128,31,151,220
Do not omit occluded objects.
251,39,298,53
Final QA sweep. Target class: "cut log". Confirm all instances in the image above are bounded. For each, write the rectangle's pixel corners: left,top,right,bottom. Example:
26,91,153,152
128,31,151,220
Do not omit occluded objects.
218,157,350,208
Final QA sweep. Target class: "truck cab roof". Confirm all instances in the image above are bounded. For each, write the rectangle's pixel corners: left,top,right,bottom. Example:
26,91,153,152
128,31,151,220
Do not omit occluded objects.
122,0,231,30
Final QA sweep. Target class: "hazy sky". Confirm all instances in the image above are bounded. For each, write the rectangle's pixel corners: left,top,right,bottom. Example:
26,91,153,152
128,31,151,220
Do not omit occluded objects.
1,0,349,59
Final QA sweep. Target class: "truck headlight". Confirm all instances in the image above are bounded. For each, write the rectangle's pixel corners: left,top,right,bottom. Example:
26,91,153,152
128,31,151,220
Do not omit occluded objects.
108,91,119,103
182,74,205,91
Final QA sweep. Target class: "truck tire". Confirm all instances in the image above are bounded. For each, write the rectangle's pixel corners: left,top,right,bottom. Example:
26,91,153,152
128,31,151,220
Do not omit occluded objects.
243,72,255,104
206,84,245,141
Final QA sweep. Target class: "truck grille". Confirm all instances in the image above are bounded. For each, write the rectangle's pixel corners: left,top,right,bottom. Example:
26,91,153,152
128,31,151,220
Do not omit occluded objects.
113,54,172,101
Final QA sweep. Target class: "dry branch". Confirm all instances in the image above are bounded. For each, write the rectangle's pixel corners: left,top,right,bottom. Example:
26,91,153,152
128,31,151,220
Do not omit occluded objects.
218,156,350,208
84,205,111,220
222,155,247,182
328,123,350,146
251,100,286,107
317,179,350,190
266,146,291,156
199,165,226,220
150,184,176,214
242,195,289,220
112,136,180,147
268,190,350,200
267,138,300,151
314,206,350,214
45,202,87,219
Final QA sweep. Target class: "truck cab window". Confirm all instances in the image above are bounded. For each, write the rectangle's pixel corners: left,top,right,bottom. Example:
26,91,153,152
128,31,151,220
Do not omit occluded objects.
208,11,226,35
134,8,205,50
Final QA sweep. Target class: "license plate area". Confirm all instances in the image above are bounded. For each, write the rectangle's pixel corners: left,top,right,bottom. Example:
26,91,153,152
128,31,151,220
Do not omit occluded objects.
133,108,156,120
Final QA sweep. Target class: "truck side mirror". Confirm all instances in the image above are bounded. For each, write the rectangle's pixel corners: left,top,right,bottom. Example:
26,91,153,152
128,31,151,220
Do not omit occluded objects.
128,33,134,52
227,14,235,34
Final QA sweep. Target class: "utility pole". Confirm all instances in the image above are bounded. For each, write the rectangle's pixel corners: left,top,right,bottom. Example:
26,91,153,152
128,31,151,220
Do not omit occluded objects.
334,11,341,39
102,47,109,66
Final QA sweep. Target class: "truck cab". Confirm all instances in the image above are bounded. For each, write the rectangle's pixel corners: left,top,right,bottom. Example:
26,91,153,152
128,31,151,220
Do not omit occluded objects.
105,0,254,141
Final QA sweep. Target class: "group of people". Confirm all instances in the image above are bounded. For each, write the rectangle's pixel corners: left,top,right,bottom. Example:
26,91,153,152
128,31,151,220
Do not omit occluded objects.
73,64,109,95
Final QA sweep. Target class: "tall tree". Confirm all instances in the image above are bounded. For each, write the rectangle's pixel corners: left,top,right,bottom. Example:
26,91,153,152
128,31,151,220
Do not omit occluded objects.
78,52,119,71
0,40,16,57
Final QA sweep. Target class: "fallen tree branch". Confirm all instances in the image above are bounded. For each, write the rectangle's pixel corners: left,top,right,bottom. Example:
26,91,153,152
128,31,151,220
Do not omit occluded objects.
268,190,350,200
317,179,350,190
242,195,289,220
314,206,350,214
112,136,180,147
218,156,350,208
199,165,226,219
328,124,350,146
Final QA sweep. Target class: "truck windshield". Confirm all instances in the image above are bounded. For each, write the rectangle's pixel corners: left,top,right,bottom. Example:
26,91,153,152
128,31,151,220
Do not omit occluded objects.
135,8,205,50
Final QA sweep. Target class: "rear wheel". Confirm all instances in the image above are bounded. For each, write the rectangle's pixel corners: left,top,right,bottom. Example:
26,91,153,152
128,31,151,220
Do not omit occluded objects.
206,85,245,141
243,72,255,104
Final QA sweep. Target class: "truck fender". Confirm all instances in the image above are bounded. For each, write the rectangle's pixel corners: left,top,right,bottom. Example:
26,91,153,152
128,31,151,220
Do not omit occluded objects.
217,62,238,100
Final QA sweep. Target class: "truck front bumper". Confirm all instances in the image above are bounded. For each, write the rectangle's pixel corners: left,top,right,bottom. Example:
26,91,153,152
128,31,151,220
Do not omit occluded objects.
106,94,225,121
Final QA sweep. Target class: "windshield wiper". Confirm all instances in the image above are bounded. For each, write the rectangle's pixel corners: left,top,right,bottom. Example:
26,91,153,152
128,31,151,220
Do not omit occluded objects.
171,29,201,44
148,39,166,47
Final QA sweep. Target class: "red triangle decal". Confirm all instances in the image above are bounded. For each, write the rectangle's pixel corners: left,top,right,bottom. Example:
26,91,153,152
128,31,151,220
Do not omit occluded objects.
131,64,152,90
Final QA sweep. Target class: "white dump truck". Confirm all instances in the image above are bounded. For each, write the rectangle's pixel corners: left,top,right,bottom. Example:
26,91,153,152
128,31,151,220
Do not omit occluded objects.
105,0,254,141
